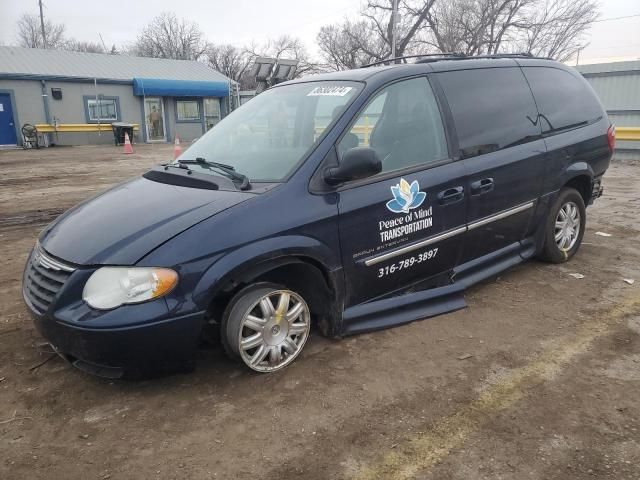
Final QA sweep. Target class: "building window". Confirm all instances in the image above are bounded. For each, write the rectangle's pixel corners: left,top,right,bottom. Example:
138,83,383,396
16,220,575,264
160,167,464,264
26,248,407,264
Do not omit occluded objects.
203,98,220,131
176,100,200,121
84,96,119,122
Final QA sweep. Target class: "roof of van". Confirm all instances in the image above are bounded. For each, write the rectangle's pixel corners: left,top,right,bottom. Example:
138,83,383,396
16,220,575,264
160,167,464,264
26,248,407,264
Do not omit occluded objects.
284,65,399,83
284,57,566,85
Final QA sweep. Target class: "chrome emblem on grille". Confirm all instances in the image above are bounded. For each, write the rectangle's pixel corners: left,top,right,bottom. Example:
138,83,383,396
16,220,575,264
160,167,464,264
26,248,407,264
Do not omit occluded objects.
32,244,75,272
31,248,42,267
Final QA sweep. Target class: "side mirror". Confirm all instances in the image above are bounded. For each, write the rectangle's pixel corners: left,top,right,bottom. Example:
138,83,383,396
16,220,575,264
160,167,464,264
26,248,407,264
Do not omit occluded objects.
324,147,382,185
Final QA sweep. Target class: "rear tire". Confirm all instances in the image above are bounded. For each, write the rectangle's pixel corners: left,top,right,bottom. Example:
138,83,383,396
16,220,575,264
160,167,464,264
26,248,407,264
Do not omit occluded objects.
538,187,586,263
221,282,311,373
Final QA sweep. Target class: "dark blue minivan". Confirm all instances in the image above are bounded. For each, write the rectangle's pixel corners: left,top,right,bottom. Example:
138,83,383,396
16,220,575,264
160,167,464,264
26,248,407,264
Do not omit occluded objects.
23,55,614,378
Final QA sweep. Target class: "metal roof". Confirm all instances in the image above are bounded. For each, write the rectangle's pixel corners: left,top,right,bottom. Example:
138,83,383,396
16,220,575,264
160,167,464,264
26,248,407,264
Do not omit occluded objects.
575,60,640,76
0,46,231,83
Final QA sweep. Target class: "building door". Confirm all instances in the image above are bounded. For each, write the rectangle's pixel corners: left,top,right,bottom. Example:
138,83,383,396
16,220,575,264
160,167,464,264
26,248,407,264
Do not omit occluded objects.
0,94,17,145
144,97,166,142
203,98,221,131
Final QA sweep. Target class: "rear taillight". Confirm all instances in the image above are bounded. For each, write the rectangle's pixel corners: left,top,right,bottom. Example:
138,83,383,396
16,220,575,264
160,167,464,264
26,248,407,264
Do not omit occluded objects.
607,124,616,152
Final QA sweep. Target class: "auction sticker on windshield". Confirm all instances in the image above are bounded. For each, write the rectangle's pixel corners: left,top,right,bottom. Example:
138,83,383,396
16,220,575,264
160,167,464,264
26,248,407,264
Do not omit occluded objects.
307,86,353,96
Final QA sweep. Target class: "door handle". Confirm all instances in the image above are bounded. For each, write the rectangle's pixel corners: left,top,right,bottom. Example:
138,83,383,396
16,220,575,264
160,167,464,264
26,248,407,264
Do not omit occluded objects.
438,186,464,205
470,178,494,195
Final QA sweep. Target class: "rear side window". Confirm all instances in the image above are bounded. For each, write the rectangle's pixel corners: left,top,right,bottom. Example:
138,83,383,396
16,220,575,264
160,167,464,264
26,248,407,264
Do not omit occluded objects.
338,77,448,174
522,67,603,134
437,67,540,158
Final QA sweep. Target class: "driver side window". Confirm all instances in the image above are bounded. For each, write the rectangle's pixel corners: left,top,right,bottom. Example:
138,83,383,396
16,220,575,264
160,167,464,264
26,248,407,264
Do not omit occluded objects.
337,77,448,174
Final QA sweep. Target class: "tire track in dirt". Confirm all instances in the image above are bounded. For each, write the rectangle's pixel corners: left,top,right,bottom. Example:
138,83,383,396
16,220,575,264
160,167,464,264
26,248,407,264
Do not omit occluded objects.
0,208,67,230
351,293,640,480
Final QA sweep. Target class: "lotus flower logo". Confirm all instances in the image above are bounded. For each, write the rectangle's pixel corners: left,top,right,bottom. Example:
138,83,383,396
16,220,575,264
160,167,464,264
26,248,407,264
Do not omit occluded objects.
386,178,426,214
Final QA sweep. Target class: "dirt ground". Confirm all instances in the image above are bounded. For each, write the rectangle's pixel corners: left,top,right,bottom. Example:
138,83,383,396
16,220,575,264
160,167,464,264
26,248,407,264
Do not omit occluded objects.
1,144,639,480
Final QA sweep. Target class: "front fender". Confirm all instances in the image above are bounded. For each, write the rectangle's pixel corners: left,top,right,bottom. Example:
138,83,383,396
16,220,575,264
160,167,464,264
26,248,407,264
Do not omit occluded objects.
192,235,342,308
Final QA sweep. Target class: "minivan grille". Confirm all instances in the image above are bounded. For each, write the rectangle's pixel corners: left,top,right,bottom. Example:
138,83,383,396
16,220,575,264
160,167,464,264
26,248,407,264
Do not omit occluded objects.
23,244,75,315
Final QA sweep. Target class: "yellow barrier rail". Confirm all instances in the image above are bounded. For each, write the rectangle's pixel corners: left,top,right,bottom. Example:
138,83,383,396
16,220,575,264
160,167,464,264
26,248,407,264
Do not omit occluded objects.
616,127,640,142
35,123,140,133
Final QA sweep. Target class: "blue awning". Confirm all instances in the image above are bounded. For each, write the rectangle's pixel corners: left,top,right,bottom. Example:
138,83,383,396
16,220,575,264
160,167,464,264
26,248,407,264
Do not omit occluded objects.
133,78,229,97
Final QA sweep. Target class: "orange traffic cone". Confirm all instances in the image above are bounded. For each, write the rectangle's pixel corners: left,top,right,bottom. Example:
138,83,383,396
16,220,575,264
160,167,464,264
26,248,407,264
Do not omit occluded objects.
173,135,182,159
123,132,133,154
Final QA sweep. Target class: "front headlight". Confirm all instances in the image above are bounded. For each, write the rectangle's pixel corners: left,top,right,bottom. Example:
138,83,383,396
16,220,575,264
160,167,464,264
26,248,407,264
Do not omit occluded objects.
82,267,178,310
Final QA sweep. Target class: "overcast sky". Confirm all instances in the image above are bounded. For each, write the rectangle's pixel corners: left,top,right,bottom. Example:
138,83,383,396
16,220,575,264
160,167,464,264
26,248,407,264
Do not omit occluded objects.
0,0,637,64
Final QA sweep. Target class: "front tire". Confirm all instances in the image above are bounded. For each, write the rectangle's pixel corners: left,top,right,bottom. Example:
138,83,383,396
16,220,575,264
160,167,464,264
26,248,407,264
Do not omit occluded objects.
539,187,586,263
222,283,311,373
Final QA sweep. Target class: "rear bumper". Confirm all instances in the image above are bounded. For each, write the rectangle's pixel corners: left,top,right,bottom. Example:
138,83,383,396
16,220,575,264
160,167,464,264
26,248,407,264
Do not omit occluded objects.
30,309,205,378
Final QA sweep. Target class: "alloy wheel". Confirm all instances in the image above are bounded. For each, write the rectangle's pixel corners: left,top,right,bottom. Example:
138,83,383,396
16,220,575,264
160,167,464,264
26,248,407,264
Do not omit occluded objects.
237,289,310,372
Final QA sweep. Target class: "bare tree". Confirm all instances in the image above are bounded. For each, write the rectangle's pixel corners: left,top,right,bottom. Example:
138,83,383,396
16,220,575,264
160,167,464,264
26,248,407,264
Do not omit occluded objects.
245,36,322,78
317,0,597,68
515,0,599,61
64,40,106,54
207,36,319,89
421,0,533,55
15,11,118,54
132,12,208,60
206,44,254,84
363,0,437,58
317,0,437,67
317,20,387,70
16,13,66,49
423,0,597,59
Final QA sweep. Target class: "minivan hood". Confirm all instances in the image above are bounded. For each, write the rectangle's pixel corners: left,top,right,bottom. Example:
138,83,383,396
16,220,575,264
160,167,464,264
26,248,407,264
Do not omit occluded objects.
40,177,252,265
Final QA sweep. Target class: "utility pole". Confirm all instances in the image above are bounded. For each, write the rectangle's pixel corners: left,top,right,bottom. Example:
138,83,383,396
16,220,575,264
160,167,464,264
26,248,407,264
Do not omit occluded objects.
38,0,47,48
575,43,590,66
390,0,398,61
99,33,108,52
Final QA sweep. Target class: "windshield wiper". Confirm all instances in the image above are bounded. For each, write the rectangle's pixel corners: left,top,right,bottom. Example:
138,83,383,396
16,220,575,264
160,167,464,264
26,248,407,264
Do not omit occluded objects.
178,158,251,191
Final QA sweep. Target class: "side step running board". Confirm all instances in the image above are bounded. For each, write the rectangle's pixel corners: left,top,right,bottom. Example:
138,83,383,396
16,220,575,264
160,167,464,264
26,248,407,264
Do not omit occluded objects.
342,283,466,336
341,240,533,336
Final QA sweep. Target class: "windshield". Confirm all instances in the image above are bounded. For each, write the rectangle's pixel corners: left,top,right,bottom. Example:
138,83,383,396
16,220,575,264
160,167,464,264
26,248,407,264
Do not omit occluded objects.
175,81,362,182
